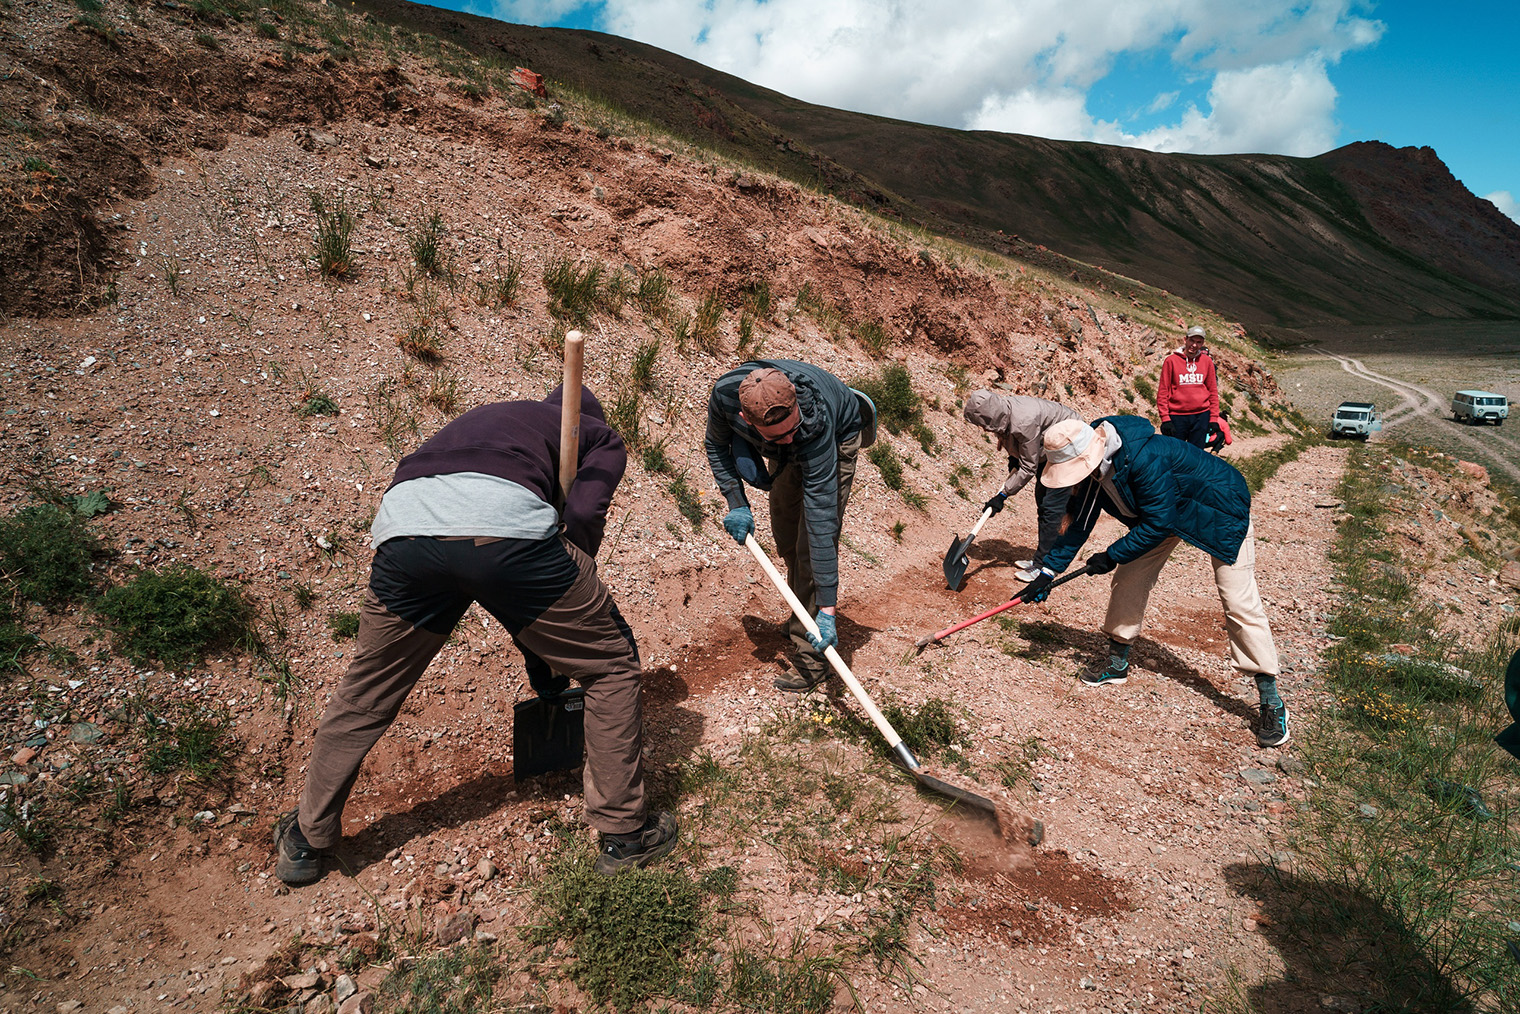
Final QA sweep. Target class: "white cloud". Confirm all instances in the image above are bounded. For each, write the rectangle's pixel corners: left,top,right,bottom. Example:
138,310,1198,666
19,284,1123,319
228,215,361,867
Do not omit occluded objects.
1486,191,1520,225
490,0,1383,156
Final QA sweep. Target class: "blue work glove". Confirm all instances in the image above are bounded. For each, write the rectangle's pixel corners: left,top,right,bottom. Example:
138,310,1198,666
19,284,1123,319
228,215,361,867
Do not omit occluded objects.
1015,570,1055,604
982,491,1007,515
807,612,837,653
722,506,754,545
1085,550,1116,575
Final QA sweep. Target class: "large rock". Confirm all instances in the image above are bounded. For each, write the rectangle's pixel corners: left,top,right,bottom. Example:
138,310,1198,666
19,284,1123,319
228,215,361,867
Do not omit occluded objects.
1501,561,1520,592
1457,460,1490,485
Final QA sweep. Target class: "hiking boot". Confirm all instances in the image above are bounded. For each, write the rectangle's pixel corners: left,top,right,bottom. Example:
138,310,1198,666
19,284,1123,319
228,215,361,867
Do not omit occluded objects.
1255,703,1291,748
1080,659,1129,687
595,811,679,875
775,658,829,693
273,809,324,885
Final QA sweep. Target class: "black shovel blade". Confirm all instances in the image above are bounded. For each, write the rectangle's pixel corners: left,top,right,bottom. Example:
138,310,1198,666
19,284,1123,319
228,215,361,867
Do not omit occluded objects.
943,532,976,590
512,688,585,780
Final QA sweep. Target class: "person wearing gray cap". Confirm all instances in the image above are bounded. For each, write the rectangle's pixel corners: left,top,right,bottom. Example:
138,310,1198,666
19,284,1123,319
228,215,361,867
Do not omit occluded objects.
1157,325,1221,449
704,360,873,691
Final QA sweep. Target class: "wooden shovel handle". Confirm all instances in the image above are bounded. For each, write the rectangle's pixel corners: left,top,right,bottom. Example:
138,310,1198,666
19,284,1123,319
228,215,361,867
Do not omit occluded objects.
558,330,584,500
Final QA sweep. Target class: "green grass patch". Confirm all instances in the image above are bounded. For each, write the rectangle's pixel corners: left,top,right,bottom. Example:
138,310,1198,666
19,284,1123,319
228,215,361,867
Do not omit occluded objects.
95,564,259,667
669,473,705,529
852,362,925,437
0,503,102,609
142,704,233,779
309,191,356,279
543,256,603,326
692,288,724,353
327,611,360,640
528,846,704,1010
377,942,500,1014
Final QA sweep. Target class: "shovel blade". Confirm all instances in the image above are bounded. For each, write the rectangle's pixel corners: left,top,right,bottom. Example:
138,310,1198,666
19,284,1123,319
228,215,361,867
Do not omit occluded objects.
942,532,975,589
512,688,586,780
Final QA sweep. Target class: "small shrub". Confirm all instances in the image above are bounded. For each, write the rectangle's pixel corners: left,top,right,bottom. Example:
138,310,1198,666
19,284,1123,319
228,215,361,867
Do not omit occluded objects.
193,30,220,49
95,564,258,667
852,363,923,435
310,191,356,279
855,319,891,357
327,611,360,640
1132,375,1156,404
692,289,724,353
0,503,101,608
881,697,963,756
867,443,904,490
295,382,339,419
161,254,183,294
544,256,603,325
255,20,279,38
890,521,905,542
641,443,672,474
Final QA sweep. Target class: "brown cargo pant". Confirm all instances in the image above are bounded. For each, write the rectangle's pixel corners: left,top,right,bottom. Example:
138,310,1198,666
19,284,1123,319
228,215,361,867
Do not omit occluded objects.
1102,522,1280,676
297,534,646,847
769,431,860,676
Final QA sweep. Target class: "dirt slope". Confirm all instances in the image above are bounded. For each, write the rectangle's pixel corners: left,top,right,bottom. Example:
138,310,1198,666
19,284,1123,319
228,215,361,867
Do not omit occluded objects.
2,2,1518,1013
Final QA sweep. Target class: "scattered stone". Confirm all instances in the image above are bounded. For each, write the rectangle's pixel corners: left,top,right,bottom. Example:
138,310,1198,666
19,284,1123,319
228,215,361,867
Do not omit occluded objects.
1277,756,1306,776
281,971,323,991
476,859,497,881
1239,768,1276,786
434,910,476,946
1358,803,1379,820
67,722,106,743
333,974,357,1002
11,747,36,765
0,771,28,785
337,992,373,1014
1500,561,1520,592
57,1002,83,1014
305,994,334,1014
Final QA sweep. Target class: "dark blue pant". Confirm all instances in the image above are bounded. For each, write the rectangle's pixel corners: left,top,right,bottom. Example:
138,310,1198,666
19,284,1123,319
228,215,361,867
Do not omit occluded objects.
1170,411,1210,449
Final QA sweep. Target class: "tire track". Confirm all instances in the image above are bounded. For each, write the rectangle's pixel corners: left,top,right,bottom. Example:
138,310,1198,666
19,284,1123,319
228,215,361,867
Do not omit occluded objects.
1315,349,1520,485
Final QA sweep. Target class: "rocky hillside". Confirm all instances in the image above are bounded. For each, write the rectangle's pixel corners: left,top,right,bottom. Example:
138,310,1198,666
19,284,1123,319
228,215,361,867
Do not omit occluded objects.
343,0,1520,332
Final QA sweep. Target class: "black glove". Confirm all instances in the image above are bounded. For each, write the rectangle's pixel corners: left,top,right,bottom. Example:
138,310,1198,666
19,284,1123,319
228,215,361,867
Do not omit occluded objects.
1160,420,1176,437
1015,571,1054,604
1085,550,1116,575
983,491,1007,515
1206,422,1223,451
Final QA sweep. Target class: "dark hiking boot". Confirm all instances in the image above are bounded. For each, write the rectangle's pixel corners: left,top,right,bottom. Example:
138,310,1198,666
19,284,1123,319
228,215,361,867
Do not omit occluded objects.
595,811,679,875
273,809,324,885
1081,657,1129,687
1255,703,1291,748
775,667,829,692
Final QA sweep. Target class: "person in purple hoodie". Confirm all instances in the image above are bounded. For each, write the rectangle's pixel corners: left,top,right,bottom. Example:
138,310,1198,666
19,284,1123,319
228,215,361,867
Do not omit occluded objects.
273,386,677,884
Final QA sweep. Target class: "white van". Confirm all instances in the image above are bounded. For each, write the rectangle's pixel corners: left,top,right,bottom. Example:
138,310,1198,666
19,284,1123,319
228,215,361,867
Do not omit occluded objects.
1330,402,1381,440
1451,391,1508,426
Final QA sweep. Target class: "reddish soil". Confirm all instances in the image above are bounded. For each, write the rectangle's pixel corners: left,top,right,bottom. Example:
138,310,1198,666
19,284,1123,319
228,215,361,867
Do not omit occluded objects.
2,3,1518,1013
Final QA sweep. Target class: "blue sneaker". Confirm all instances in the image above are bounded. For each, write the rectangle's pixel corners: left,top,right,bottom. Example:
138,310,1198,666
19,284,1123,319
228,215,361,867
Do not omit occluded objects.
1081,658,1129,687
1255,703,1290,747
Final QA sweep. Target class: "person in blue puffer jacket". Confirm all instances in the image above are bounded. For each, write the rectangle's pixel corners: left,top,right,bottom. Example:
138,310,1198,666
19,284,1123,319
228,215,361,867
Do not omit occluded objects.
1013,414,1289,748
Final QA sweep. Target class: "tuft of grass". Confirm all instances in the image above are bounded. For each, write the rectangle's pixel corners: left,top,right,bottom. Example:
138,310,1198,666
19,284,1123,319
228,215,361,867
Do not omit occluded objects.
543,256,603,326
407,208,450,278
161,254,183,294
327,611,360,640
880,697,964,757
1131,374,1156,404
855,319,891,358
636,267,671,318
630,339,659,392
794,280,844,335
142,704,233,780
528,845,703,1010
310,191,356,279
474,252,522,306
605,387,643,450
95,564,259,667
890,520,906,542
692,289,724,353
740,277,773,320
295,379,339,418
0,503,102,609
669,473,705,529
423,371,463,415
377,942,500,1014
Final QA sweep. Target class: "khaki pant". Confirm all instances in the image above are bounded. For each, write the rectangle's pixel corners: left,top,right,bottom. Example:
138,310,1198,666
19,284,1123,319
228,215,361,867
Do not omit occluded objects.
769,431,861,675
297,535,646,846
1102,523,1279,676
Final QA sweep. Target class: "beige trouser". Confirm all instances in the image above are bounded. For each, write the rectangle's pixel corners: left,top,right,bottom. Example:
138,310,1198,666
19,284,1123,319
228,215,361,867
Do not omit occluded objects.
1102,523,1279,676
769,430,861,675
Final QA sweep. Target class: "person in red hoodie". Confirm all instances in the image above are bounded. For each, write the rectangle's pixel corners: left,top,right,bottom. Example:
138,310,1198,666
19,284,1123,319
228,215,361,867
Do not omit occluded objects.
1157,325,1221,449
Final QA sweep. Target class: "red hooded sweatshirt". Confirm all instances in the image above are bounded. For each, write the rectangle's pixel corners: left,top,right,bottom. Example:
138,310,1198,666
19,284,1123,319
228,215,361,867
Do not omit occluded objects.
1157,347,1220,422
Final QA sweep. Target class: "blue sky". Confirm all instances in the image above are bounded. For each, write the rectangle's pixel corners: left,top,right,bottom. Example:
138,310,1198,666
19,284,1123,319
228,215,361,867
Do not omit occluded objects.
441,1,1518,223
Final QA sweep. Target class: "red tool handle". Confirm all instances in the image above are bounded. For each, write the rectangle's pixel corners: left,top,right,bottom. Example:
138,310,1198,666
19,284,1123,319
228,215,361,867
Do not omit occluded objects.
924,564,1095,645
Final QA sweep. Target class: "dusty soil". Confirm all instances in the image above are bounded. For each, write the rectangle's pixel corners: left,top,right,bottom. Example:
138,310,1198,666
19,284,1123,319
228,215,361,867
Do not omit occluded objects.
2,2,1518,1013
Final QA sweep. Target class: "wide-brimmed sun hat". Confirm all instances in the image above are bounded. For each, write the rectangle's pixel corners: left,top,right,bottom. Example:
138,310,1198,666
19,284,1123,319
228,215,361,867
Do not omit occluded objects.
1041,418,1107,488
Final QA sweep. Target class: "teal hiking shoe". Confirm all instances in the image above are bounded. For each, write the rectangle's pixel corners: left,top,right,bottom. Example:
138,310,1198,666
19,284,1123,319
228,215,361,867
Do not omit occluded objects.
1081,658,1129,687
1255,703,1291,748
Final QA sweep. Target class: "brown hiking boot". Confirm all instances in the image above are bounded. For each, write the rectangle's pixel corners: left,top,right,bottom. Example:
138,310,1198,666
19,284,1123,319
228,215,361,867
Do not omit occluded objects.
273,809,325,885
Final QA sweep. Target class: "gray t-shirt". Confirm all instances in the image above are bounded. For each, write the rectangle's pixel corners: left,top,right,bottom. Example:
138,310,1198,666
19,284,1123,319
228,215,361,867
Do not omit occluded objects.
370,472,559,547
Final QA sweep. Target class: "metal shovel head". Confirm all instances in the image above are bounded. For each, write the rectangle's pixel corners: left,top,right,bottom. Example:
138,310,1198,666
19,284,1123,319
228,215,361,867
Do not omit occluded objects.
512,687,585,780
943,531,976,589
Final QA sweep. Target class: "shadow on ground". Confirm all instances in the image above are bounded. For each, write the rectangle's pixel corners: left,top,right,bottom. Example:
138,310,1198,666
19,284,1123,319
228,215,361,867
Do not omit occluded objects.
1222,862,1480,1013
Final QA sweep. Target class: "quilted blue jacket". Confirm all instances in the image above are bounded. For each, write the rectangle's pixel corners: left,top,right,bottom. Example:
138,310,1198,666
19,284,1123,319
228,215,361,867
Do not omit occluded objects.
1042,414,1252,573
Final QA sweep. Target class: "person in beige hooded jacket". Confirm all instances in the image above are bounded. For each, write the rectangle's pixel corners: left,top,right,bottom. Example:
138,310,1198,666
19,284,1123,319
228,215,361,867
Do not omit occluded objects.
962,391,1081,581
